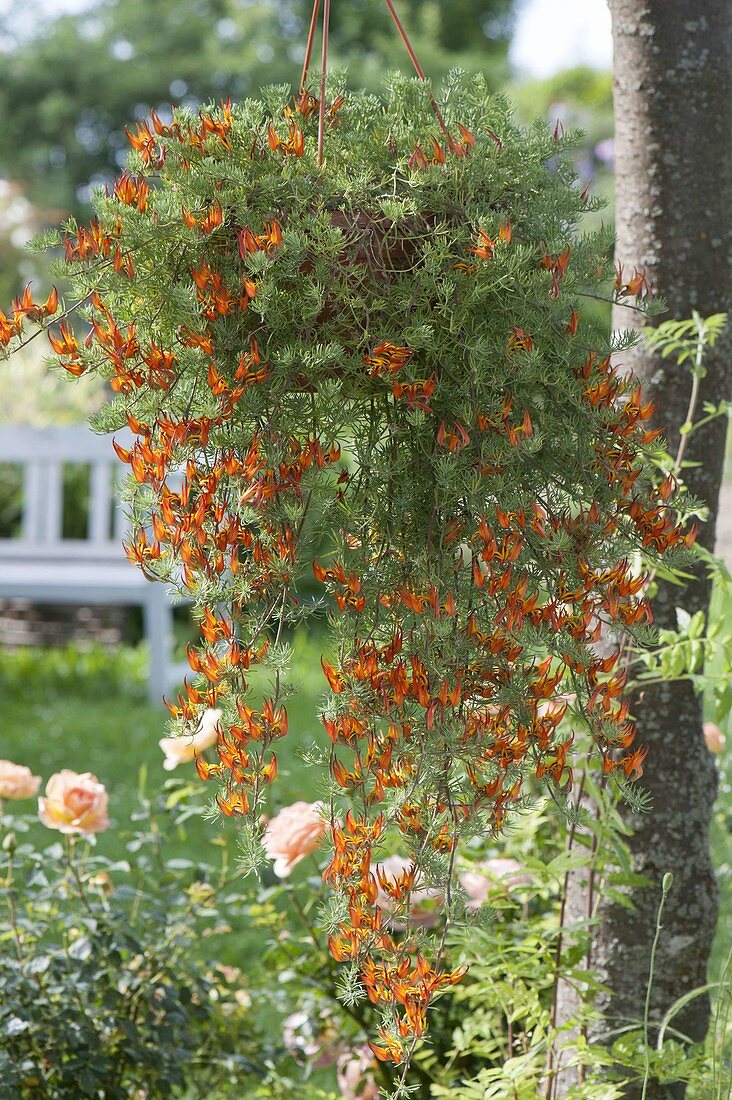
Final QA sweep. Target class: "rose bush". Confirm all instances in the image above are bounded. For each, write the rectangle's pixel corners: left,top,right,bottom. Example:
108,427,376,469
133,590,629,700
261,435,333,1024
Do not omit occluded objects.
337,1045,380,1100
459,857,531,909
0,771,289,1098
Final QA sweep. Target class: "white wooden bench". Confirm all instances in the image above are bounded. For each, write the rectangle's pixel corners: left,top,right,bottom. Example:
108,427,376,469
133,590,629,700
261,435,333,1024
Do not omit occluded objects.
0,425,184,703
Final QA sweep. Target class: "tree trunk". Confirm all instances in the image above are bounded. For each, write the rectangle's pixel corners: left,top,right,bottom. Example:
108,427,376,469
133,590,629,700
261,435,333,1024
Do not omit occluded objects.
556,3,732,1097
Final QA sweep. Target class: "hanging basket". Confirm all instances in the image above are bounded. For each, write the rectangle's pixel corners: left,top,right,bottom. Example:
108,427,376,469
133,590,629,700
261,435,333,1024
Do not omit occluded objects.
2,21,692,1075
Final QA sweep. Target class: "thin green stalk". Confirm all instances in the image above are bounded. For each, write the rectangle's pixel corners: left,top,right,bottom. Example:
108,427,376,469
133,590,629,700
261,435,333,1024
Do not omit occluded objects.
65,835,94,914
641,872,673,1100
672,317,707,476
3,837,25,965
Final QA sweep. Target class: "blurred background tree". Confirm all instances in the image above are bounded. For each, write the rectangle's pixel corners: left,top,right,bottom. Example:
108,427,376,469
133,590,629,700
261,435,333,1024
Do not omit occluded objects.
0,0,513,217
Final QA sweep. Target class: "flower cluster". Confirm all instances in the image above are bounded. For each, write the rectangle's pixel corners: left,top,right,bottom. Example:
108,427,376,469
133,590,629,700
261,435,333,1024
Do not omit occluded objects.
2,72,695,1065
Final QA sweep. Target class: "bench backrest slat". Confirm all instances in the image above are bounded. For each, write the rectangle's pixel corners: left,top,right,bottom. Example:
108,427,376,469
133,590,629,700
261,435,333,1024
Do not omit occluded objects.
88,462,112,544
21,462,62,544
22,462,43,544
0,425,128,462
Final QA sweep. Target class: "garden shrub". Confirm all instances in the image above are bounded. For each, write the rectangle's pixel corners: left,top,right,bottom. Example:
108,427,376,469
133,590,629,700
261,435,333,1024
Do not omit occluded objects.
0,798,270,1099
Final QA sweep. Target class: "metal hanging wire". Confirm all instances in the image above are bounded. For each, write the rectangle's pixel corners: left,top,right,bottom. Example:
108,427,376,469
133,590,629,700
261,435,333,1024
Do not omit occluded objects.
299,0,453,166
299,0,322,94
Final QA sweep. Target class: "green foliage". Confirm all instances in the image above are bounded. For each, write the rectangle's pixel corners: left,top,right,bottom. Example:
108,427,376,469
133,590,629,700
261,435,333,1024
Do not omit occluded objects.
511,65,613,135
643,311,728,367
0,640,149,699
1,68,701,1082
0,806,271,1098
634,606,717,683
626,315,732,716
0,343,105,428
41,70,685,841
0,6,727,1077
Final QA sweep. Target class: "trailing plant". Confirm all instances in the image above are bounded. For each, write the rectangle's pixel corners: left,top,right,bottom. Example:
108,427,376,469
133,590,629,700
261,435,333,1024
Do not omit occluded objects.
0,41,699,1086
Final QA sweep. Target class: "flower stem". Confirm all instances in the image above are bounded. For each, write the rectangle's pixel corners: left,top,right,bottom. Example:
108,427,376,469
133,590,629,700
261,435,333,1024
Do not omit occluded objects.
641,872,673,1100
65,835,94,914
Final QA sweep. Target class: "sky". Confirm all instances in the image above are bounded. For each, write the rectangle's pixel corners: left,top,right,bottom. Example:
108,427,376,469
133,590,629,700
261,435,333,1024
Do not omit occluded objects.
510,0,612,77
0,0,614,78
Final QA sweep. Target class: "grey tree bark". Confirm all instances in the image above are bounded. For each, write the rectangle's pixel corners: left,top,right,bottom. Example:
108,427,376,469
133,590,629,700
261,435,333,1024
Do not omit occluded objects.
555,3,732,1098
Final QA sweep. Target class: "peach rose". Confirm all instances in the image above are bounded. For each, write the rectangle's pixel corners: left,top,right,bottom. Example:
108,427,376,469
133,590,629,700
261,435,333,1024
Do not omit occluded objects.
374,854,443,928
0,760,41,801
337,1046,380,1100
159,708,221,770
38,770,109,835
262,801,327,877
460,857,531,910
704,722,726,755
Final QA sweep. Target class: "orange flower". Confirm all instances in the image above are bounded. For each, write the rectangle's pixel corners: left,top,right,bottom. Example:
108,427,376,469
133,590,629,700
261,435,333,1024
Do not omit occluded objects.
470,228,496,261
363,341,412,376
321,657,346,693
507,327,534,353
373,855,443,928
539,246,570,297
113,172,150,212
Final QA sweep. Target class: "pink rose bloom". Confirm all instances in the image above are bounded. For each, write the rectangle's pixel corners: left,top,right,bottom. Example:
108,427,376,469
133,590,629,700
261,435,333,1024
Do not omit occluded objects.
460,858,531,910
374,854,442,928
282,1008,339,1068
0,760,41,801
262,801,326,877
337,1045,380,1100
38,770,109,835
704,722,726,755
159,708,221,770
283,1010,322,1061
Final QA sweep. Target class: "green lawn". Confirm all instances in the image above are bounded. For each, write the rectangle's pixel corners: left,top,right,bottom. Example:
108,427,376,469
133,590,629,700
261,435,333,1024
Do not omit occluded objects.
0,631,329,864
